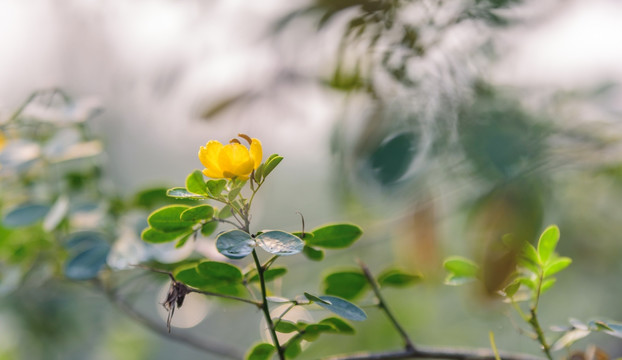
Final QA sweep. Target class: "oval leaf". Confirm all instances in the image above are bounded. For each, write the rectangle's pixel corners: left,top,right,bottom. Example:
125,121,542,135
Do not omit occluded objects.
256,231,304,256
323,271,368,300
319,317,355,334
197,261,243,284
543,257,572,277
186,170,208,196
180,205,214,222
207,179,227,197
263,155,283,178
142,227,191,243
274,320,299,333
246,343,276,360
2,203,50,228
249,267,288,283
443,256,479,277
174,264,210,288
148,205,194,232
201,221,218,237
377,269,422,288
308,224,363,249
316,295,367,321
64,243,110,280
302,245,324,261
166,187,205,199
537,225,560,265
216,230,255,259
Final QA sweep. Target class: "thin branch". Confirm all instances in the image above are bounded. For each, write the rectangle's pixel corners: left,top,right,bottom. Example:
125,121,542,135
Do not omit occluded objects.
358,259,415,351
97,282,245,360
189,288,261,307
323,345,546,360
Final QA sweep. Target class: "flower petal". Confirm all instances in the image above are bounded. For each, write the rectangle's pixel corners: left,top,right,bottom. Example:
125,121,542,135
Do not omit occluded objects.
219,143,254,179
199,141,223,176
203,167,224,179
250,138,262,169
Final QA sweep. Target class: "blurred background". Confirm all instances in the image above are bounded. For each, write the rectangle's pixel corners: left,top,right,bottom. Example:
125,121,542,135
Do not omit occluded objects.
1,0,622,359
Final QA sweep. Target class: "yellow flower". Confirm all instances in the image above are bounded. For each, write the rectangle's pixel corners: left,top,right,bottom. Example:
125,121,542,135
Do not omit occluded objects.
0,131,5,151
198,134,262,180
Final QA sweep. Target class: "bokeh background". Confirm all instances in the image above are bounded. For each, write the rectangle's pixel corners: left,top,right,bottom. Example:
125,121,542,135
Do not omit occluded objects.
2,0,622,359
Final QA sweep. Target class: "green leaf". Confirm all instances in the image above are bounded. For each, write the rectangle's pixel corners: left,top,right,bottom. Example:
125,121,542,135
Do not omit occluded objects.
518,276,537,290
316,295,367,321
520,242,539,268
284,337,302,358
503,281,521,297
201,221,218,237
592,321,613,332
256,231,304,256
543,257,572,277
249,267,287,283
377,269,422,288
304,292,331,304
443,256,479,277
323,271,368,300
196,261,243,284
148,205,194,232
301,323,334,341
174,265,210,288
246,343,275,360
175,233,193,248
263,155,283,178
228,186,242,201
302,245,324,261
180,205,214,222
319,317,355,334
142,227,191,243
540,277,556,294
274,320,298,333
292,232,314,241
216,230,255,259
537,225,560,265
600,322,622,339
207,179,227,196
166,187,205,199
308,224,363,249
2,203,50,228
186,170,208,196
253,163,264,183
218,205,233,219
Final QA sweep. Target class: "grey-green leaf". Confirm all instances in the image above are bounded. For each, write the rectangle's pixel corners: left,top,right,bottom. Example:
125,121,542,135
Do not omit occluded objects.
274,320,298,333
166,187,205,199
308,223,363,249
537,225,560,265
304,292,331,305
316,295,367,321
2,203,50,228
256,230,304,256
216,230,255,259
64,242,110,280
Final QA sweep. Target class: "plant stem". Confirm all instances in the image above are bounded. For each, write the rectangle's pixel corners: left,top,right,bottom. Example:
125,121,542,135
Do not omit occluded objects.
527,270,553,360
189,289,262,307
528,309,553,360
252,249,285,360
358,260,415,351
